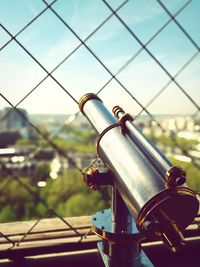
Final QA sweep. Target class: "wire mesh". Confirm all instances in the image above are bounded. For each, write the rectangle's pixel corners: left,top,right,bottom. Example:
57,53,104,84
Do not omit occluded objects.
0,0,200,254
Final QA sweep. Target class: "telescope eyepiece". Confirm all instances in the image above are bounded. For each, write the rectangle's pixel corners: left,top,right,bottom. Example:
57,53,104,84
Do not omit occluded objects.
165,166,186,187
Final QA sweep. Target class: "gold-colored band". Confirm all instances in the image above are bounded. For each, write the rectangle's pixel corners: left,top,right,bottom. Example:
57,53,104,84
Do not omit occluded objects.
79,93,102,114
112,105,124,118
96,123,120,157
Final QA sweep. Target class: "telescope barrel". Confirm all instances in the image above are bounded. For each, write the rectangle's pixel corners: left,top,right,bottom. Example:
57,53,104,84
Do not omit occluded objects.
79,93,199,252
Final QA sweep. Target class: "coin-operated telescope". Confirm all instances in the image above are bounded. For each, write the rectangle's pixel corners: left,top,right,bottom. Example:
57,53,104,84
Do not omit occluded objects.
79,93,199,267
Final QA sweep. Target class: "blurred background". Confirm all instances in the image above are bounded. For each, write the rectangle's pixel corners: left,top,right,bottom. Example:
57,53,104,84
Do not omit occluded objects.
0,0,200,229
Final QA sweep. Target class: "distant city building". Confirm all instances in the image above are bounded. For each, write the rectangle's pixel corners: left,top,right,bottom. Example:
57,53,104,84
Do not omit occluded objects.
1,107,28,131
0,107,35,139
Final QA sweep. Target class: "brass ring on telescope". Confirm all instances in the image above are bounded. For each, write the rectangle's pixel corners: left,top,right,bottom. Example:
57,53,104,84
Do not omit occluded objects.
79,93,102,114
96,123,120,158
96,111,134,156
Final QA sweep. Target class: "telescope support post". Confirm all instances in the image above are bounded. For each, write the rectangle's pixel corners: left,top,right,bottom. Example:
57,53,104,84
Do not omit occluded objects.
92,184,152,266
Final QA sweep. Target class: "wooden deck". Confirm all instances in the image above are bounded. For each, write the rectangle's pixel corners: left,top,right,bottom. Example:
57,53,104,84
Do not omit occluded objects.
0,214,199,266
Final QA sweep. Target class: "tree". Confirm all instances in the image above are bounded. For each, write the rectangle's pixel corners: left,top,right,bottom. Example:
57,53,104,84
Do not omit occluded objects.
170,157,200,193
56,191,106,217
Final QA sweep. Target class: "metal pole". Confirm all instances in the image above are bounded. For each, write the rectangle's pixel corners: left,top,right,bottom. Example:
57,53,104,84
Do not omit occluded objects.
95,187,144,267
109,187,142,267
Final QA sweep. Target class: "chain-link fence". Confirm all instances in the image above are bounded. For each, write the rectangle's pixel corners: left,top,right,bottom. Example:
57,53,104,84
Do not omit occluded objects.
0,0,200,257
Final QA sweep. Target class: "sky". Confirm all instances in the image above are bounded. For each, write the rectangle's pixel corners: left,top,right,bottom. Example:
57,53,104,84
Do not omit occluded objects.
0,0,200,117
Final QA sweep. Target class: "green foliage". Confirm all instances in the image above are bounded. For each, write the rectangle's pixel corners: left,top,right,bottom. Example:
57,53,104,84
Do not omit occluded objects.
148,133,198,152
0,205,16,223
42,126,97,153
169,157,200,193
149,133,200,193
40,169,83,206
15,138,34,147
53,136,96,153
0,177,42,222
40,169,109,218
56,191,105,217
0,169,109,222
62,125,97,144
0,126,98,222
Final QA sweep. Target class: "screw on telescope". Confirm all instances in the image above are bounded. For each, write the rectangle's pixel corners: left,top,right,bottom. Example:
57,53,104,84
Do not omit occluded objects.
84,166,99,190
165,166,186,187
83,166,114,189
